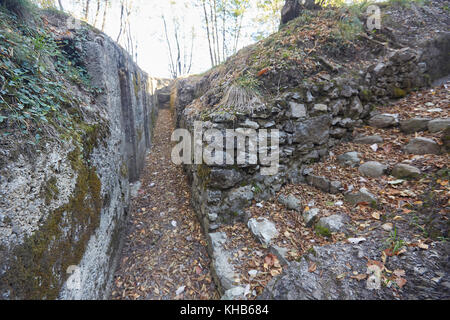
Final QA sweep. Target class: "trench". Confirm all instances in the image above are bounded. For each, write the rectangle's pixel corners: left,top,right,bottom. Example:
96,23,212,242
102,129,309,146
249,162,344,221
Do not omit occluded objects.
110,108,219,300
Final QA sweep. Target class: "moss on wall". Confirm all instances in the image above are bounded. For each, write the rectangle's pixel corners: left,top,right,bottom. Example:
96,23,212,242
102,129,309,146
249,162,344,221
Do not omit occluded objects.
1,148,102,299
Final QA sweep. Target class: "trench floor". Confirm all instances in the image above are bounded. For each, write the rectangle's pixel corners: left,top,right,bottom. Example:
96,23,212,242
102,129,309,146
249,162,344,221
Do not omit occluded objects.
111,109,219,300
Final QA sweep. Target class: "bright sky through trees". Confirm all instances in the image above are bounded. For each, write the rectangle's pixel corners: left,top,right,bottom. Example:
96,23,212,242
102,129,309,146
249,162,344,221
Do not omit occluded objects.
55,0,283,79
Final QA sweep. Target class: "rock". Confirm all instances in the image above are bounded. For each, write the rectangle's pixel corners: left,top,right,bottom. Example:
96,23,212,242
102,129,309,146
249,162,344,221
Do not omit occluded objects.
405,138,441,155
428,118,450,133
348,237,367,244
400,118,431,134
392,164,421,179
281,0,301,25
222,286,247,300
289,102,307,118
248,218,279,247
260,240,449,300
209,232,238,291
369,114,399,128
270,245,290,266
354,135,384,145
293,115,331,145
209,168,243,189
347,96,363,118
382,223,394,232
316,214,348,233
302,208,320,228
313,104,328,113
443,127,450,152
330,128,347,139
337,152,361,168
358,161,387,178
345,188,377,205
240,119,260,129
306,175,330,192
278,194,302,212
330,181,343,194
391,47,416,63
226,186,254,215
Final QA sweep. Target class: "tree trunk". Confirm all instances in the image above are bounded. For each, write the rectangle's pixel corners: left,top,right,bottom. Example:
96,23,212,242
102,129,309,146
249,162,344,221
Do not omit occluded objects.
101,0,108,31
84,0,91,20
201,0,215,67
93,0,101,27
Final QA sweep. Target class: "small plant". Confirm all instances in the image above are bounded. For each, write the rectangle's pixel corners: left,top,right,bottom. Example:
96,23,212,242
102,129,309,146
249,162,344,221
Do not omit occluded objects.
384,227,406,254
252,183,262,194
315,225,332,238
235,73,261,91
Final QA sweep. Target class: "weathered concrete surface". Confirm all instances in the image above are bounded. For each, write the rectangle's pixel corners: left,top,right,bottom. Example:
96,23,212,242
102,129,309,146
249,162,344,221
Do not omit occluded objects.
0,11,163,300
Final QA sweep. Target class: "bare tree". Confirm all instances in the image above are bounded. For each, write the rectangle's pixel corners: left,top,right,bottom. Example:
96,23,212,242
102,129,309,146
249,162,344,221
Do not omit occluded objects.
84,0,91,20
101,0,109,31
162,11,195,79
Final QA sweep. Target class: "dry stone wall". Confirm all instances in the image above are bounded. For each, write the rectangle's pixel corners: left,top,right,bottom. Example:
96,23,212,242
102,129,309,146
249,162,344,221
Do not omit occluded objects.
172,33,450,238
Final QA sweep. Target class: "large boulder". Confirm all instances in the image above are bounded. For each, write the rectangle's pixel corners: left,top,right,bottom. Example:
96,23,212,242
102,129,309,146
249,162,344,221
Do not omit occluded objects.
354,135,384,145
358,161,388,178
248,218,279,247
209,168,243,189
209,232,239,292
428,118,450,133
278,194,302,212
316,214,349,233
392,164,421,179
400,118,431,134
405,138,441,155
337,152,361,168
260,240,449,300
345,188,377,205
369,114,399,128
443,127,450,153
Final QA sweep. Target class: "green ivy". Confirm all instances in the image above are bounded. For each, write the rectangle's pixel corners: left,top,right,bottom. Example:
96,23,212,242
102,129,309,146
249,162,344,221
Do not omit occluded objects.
0,8,102,141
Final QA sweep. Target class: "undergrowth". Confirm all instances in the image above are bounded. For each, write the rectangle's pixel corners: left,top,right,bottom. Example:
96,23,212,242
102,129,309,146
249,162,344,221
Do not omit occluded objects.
0,5,102,144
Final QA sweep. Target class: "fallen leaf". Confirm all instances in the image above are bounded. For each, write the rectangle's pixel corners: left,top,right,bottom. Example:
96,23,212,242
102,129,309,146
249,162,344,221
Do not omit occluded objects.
270,269,281,277
372,212,381,220
418,242,429,250
308,262,317,273
394,269,406,277
351,274,367,281
395,277,407,289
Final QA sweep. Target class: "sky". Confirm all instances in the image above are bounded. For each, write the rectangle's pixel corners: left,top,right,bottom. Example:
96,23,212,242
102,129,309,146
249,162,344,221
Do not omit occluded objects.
60,0,272,79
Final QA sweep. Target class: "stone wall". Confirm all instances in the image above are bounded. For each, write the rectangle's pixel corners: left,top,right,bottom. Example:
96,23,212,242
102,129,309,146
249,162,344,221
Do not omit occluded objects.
172,33,450,237
0,13,161,300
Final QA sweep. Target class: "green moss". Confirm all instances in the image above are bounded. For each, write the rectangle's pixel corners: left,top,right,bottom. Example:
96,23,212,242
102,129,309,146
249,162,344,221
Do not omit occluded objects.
42,176,59,206
120,161,128,178
393,87,407,98
2,159,102,299
359,89,372,102
315,225,332,238
197,164,211,189
133,72,141,100
137,127,143,142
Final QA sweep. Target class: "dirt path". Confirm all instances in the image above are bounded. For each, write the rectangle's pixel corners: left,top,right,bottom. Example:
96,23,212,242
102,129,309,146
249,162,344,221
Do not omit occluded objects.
111,109,218,300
